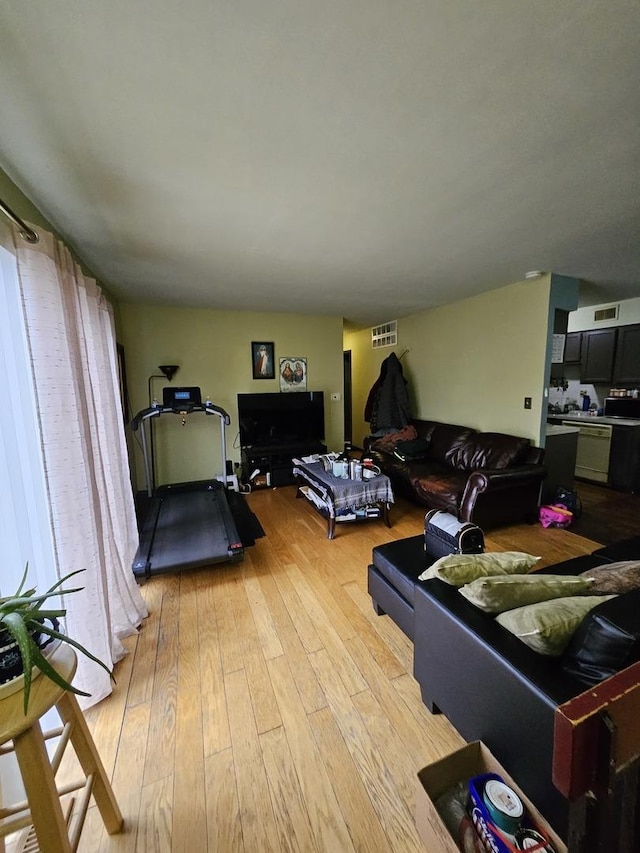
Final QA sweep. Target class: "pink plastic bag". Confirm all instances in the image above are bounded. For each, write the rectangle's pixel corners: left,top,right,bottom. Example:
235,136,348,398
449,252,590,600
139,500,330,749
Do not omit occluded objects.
539,503,574,529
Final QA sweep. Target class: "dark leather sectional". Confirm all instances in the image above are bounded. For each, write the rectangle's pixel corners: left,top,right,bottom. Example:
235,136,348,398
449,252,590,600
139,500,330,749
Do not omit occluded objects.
365,419,547,529
368,534,640,840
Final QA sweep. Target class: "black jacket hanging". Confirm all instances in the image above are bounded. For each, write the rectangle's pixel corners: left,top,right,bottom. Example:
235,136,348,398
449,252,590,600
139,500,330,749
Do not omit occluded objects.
365,352,411,432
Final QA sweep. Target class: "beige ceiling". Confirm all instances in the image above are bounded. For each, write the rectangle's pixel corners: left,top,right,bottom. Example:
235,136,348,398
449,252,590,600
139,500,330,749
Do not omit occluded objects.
1,1,639,326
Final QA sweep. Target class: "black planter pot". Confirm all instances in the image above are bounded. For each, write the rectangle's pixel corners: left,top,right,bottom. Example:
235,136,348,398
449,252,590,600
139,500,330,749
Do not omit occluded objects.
0,618,59,686
0,630,26,685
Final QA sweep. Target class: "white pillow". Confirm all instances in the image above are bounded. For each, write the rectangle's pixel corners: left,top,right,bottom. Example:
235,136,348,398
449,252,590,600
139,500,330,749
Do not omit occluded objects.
418,552,541,587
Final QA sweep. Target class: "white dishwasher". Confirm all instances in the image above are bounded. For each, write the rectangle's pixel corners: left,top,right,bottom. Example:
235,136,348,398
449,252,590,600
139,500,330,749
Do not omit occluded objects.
562,420,612,483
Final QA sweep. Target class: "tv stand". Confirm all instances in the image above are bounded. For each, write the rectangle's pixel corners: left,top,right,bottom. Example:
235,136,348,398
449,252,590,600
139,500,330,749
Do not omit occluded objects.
242,441,327,488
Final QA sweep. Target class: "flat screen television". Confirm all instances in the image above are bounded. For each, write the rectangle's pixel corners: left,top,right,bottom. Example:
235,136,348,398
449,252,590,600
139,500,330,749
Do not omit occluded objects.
237,391,325,447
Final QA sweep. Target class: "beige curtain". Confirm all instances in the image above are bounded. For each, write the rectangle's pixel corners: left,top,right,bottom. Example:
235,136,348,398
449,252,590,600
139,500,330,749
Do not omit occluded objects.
11,224,147,708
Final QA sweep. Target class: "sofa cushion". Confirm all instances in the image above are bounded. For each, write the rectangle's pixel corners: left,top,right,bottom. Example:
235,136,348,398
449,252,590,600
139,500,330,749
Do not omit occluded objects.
579,560,640,594
450,432,531,471
428,422,476,466
496,596,616,656
410,466,469,513
418,551,541,586
458,573,596,614
561,590,640,685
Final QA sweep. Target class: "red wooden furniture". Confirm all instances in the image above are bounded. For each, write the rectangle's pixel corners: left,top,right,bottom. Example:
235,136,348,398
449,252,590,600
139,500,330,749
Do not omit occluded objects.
554,660,640,852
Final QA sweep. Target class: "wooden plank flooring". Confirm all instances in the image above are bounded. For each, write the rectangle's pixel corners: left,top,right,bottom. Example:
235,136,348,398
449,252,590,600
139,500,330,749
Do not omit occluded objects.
71,487,606,852
569,479,640,545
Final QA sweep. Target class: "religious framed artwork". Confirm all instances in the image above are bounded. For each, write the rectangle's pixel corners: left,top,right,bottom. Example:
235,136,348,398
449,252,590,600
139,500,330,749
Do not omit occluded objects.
279,357,307,392
251,341,275,379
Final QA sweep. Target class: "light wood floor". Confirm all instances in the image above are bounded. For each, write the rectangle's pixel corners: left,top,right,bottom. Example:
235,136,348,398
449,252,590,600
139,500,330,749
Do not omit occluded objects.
69,488,602,852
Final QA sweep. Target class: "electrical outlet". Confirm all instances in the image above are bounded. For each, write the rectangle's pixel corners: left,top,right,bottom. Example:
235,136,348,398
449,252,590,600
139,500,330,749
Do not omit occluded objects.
524,397,532,409
331,392,341,401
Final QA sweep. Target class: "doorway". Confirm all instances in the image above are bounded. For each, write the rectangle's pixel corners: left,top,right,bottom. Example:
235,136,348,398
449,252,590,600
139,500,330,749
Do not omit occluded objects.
343,350,352,443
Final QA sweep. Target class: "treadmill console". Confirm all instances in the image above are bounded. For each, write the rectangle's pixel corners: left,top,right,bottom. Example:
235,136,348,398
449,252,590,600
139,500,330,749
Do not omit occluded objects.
163,386,202,411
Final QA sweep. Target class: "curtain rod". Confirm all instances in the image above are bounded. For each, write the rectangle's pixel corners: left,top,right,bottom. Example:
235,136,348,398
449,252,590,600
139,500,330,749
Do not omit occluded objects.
0,197,39,243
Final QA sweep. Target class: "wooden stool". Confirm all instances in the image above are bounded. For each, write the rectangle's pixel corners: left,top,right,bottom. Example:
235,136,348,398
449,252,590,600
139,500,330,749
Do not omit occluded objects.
0,644,123,853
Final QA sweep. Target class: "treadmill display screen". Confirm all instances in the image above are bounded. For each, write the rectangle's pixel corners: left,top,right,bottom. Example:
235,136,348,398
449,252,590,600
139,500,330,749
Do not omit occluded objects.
163,386,202,408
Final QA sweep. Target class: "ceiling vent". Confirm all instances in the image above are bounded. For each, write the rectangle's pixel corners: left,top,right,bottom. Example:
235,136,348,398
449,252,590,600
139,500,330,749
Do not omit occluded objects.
594,305,619,323
371,320,397,349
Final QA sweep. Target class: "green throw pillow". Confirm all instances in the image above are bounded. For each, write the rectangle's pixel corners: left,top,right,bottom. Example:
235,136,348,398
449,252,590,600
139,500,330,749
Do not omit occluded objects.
418,552,541,587
496,595,617,656
459,574,596,614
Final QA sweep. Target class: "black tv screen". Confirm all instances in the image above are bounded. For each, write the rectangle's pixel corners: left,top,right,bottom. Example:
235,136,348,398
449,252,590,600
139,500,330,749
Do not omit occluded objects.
237,392,325,447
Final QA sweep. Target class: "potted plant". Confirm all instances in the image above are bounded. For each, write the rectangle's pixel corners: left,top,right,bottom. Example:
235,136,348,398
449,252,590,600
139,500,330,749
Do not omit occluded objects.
0,565,113,713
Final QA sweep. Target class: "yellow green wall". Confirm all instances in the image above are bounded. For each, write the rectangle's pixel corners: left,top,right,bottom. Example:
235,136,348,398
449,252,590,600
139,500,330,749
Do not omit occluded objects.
120,303,344,488
345,277,553,447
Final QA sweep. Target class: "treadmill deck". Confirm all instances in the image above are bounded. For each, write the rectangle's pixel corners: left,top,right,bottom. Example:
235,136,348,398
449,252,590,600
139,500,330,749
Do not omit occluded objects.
133,481,244,578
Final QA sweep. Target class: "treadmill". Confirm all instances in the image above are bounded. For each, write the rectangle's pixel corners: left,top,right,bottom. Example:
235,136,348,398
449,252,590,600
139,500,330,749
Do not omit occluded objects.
130,386,244,579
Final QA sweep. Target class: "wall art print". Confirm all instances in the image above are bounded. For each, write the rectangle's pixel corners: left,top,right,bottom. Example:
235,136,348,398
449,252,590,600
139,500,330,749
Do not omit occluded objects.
279,357,307,392
251,341,275,379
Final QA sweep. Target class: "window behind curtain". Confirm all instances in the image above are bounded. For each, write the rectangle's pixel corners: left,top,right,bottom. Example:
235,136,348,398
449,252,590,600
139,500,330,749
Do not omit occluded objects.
0,235,57,594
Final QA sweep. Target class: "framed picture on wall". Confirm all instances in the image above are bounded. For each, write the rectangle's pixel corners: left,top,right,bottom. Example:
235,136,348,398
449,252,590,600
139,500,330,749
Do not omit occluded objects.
251,341,275,379
279,357,307,392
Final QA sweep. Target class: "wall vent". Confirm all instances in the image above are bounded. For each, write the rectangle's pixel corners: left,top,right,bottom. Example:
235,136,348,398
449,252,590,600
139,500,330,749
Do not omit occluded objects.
371,320,397,349
594,305,619,322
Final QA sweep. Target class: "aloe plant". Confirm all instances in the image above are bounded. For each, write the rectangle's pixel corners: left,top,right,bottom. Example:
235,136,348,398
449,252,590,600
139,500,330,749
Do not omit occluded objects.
0,565,113,714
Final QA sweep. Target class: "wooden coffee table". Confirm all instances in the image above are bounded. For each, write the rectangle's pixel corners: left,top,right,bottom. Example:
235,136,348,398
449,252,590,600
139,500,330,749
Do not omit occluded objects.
293,459,394,539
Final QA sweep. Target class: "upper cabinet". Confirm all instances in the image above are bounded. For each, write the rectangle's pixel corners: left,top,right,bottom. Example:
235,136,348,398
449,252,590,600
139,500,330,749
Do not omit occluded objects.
563,332,582,364
564,323,640,385
613,323,640,385
580,328,617,383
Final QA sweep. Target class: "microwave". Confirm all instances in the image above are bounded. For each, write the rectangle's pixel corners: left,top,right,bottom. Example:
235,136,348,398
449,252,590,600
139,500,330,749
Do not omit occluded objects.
604,397,640,419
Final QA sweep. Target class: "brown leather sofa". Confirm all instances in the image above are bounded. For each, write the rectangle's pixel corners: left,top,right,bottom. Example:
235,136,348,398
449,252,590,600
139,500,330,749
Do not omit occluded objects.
365,418,546,529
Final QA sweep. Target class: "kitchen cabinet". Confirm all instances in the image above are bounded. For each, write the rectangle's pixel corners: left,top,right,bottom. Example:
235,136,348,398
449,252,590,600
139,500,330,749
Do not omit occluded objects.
612,323,640,385
580,328,617,383
563,332,582,364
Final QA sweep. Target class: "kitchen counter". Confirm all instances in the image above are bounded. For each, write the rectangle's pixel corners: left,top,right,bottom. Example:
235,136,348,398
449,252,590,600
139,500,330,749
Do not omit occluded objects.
547,413,640,428
547,413,640,492
546,424,579,436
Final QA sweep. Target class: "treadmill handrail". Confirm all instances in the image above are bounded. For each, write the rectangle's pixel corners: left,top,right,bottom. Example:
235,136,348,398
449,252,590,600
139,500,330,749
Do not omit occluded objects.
131,402,231,431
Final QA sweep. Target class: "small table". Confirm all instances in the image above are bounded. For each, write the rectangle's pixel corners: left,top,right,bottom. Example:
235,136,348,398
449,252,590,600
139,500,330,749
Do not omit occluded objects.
0,644,123,853
293,459,394,539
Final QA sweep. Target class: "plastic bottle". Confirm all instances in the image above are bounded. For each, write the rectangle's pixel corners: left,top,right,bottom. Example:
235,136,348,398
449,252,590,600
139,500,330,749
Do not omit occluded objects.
582,394,591,411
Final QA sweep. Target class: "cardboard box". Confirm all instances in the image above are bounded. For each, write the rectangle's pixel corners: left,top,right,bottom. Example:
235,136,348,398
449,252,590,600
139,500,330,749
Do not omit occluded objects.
415,741,567,853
